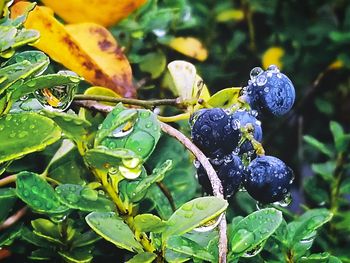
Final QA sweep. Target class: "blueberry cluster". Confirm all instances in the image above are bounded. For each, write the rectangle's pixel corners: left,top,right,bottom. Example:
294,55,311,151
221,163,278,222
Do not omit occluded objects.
191,65,295,204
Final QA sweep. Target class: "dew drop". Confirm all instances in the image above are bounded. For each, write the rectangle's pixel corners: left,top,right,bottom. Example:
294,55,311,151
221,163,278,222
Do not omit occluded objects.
0,124,4,131
274,193,292,207
18,131,28,138
122,157,141,169
20,95,29,101
119,165,141,179
193,160,201,169
66,193,79,203
140,111,151,118
194,213,224,232
111,123,134,138
267,64,280,73
256,74,267,86
243,243,264,258
250,67,263,79
182,202,193,211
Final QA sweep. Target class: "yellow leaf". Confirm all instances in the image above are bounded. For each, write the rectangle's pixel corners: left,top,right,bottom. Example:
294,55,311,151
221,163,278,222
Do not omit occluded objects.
207,87,241,108
216,9,244,22
40,0,146,27
327,59,343,70
168,37,208,61
11,2,135,98
84,86,121,106
262,46,285,70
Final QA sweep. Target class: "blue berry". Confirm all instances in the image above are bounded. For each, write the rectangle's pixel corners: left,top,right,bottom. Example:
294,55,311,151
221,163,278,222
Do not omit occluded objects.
244,155,293,204
196,155,245,198
191,108,240,157
229,110,262,153
245,65,295,116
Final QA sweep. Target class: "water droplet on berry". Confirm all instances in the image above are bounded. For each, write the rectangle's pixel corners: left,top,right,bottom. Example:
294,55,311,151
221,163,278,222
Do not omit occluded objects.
274,193,292,207
250,67,264,79
264,87,270,92
266,64,280,73
256,74,267,86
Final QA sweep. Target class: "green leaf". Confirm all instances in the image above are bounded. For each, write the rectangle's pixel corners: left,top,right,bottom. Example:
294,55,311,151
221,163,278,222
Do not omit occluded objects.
21,227,54,248
299,252,333,262
144,185,174,220
303,135,334,157
230,208,282,256
94,104,138,146
329,121,348,152
41,110,91,142
58,248,93,263
134,214,168,233
85,147,140,176
31,218,62,244
165,249,190,263
311,161,335,182
16,171,67,213
126,252,157,263
28,248,55,261
125,160,172,202
167,235,215,262
0,113,61,164
163,197,228,240
207,87,242,108
100,108,161,160
0,51,49,94
0,223,22,246
71,230,102,248
85,212,143,252
0,187,17,223
55,184,115,212
288,208,333,241
48,141,89,185
139,51,166,78
147,135,197,207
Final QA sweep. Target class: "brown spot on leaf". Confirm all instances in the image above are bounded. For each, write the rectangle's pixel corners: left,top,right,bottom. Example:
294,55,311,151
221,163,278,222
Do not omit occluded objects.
98,39,113,51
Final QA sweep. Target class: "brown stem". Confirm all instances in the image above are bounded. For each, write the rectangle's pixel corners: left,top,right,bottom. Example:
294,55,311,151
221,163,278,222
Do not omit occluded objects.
0,174,16,187
159,122,227,263
74,95,183,109
157,182,176,212
0,207,27,231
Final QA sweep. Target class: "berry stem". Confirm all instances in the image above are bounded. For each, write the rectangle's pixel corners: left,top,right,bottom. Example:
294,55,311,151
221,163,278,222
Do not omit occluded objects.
0,206,27,231
74,94,186,109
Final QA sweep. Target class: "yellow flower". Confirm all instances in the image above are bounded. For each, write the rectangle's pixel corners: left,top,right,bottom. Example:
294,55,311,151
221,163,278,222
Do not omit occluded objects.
262,46,285,70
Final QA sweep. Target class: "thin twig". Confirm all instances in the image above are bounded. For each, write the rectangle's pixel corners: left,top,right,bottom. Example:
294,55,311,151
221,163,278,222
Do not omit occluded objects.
0,174,16,187
160,122,227,263
74,95,183,109
0,207,27,231
157,182,176,212
73,100,113,113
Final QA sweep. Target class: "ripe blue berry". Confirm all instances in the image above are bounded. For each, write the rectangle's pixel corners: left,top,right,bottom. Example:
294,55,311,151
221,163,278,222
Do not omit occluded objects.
245,65,295,116
229,110,262,153
191,108,240,157
196,154,245,198
244,155,293,204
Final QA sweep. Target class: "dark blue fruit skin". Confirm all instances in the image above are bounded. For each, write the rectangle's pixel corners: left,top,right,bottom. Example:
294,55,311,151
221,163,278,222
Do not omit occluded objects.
197,155,245,198
191,108,240,157
247,71,295,116
244,155,293,204
229,110,262,153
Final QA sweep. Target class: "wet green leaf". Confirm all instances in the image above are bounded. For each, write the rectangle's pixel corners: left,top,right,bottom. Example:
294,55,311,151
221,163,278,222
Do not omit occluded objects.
0,223,22,246
16,171,67,213
134,214,168,233
11,73,82,101
230,208,282,256
167,235,215,262
41,110,91,142
55,184,115,212
126,252,157,263
85,211,143,252
21,227,54,248
0,113,61,164
28,248,55,261
98,105,161,160
163,197,228,240
311,161,335,182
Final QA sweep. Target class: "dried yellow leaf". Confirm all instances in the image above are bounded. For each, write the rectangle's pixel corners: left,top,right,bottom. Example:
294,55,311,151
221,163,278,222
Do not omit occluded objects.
168,37,208,61
41,0,146,27
11,2,135,98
